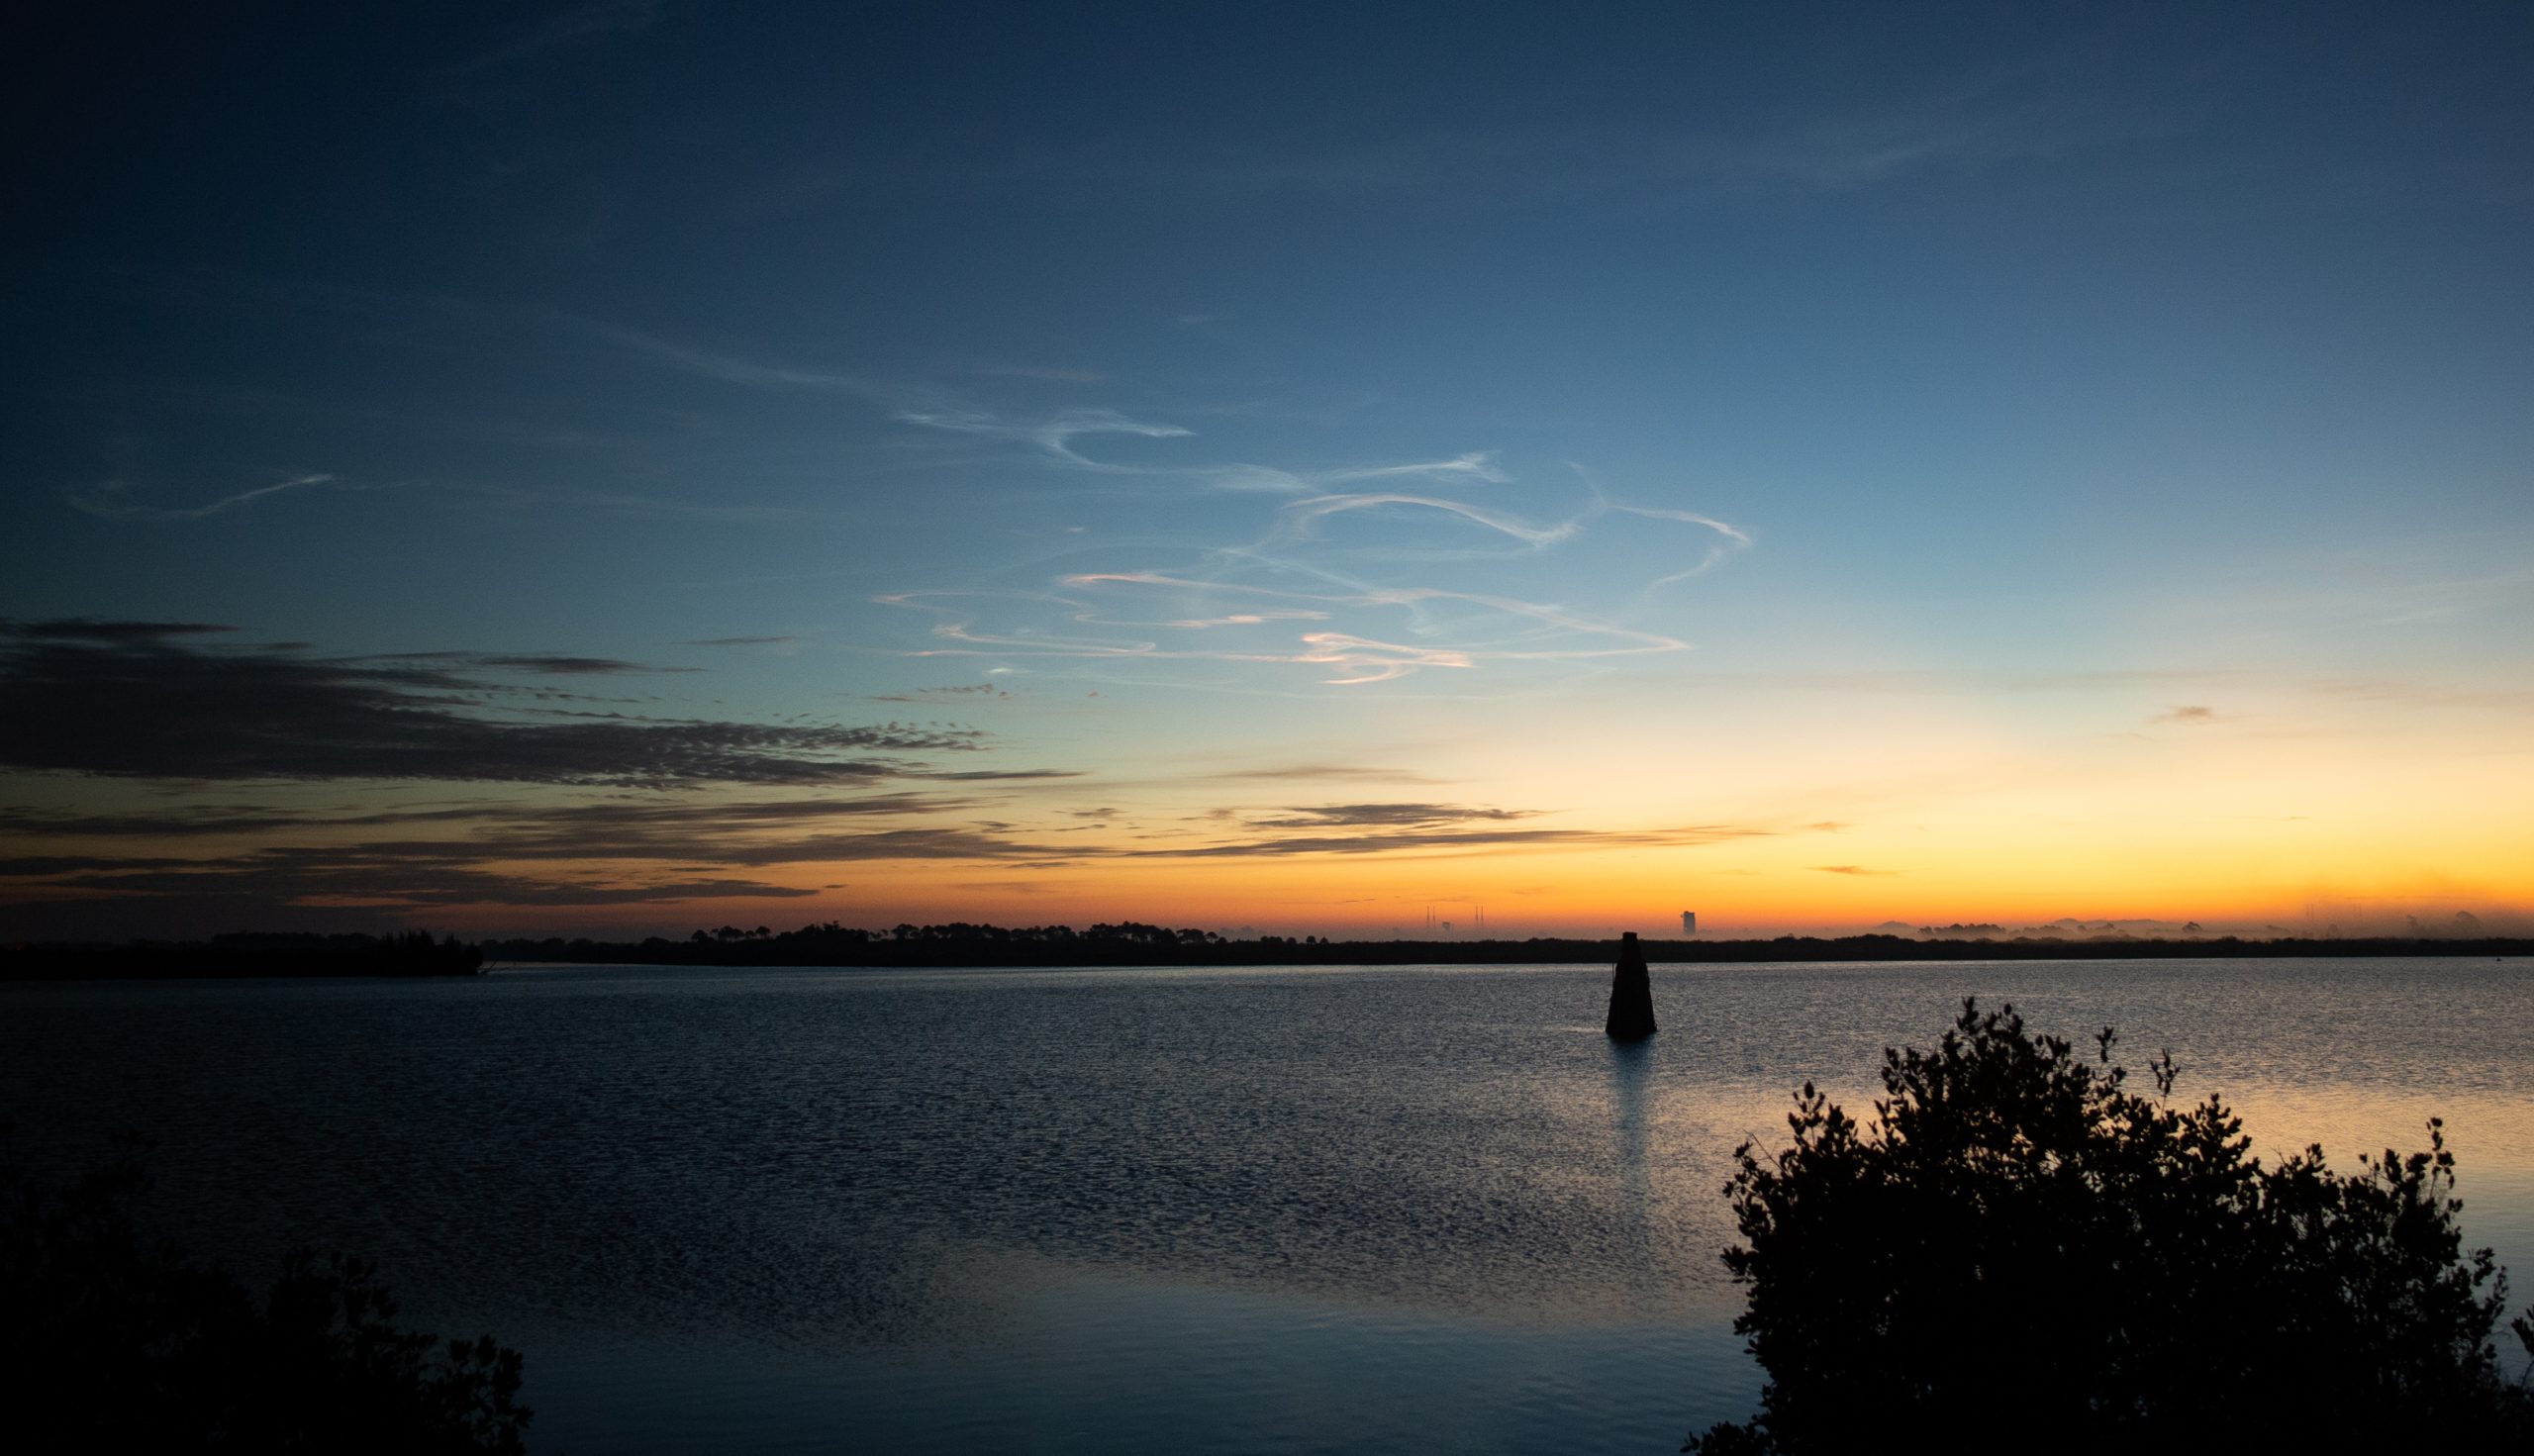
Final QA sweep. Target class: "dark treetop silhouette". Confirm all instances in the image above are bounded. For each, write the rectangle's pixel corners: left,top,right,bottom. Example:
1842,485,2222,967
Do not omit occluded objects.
8,921,2524,983
0,1131,529,1453
1686,999,2534,1453
471,922,2534,970
0,930,483,980
1605,930,1657,1039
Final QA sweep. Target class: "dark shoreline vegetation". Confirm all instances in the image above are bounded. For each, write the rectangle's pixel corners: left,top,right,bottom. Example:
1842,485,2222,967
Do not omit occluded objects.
5,923,2528,979
1,930,483,980
1,1131,530,1453
1690,1000,2534,1452
479,925,2533,969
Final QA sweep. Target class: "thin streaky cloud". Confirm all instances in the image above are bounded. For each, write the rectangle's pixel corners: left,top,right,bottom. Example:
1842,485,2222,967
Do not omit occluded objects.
66,473,357,522
585,322,888,393
1326,452,1511,486
520,487,812,524
1242,803,1533,829
856,431,1735,685
68,468,803,528
1649,553,1733,588
1068,606,1332,631
1129,823,1767,859
889,401,1525,501
0,793,978,845
1063,575,1689,655
883,577,1688,685
369,652,690,676
1218,764,1448,783
1564,471,1755,586
1291,632,1475,685
0,809,1758,913
893,407,1196,468
1570,464,1751,543
1200,463,1318,494
1154,610,1331,629
1278,492,1583,547
1612,502,1752,546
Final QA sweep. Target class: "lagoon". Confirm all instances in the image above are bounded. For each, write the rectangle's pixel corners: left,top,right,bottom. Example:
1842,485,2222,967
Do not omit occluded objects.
4,957,2529,1452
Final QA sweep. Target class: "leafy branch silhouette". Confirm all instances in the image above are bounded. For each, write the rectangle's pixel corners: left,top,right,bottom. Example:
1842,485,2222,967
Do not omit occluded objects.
1690,999,2534,1452
0,1129,530,1453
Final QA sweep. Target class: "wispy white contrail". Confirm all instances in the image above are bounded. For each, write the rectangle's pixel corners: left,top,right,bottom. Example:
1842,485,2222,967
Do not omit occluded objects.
1613,502,1752,545
67,474,352,521
893,408,1196,467
881,570,1690,685
1278,493,1583,546
577,319,899,396
1326,451,1511,485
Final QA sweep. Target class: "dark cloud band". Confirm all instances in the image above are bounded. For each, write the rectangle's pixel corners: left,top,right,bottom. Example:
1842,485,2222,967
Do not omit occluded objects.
0,622,980,787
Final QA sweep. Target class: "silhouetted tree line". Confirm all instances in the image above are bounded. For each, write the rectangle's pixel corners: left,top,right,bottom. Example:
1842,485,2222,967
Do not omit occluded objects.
1,1131,528,1452
481,919,1324,967
1,931,483,981
478,923,2534,969
8,924,2523,977
1688,1001,2534,1453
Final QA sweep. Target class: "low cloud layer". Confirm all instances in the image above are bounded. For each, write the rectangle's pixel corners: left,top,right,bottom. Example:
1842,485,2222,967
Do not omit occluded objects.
1240,803,1534,829
1150,821,1765,859
0,620,1798,933
0,622,982,787
0,791,1058,929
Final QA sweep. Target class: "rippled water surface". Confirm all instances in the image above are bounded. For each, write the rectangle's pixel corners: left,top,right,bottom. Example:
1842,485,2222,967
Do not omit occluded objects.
5,958,2530,1452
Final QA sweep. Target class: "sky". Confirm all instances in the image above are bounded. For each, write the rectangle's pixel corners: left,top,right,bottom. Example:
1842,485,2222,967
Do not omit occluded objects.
4,1,2530,940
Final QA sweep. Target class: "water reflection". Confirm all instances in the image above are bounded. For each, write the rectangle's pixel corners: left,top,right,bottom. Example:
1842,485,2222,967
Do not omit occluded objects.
1607,1037,1656,1307
1,957,2527,1451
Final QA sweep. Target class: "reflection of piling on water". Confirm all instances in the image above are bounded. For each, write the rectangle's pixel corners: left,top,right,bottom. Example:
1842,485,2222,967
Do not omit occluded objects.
1605,930,1657,1039
1607,1034,1655,1303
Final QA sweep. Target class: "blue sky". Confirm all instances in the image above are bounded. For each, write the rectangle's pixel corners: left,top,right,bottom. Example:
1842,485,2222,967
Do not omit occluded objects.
5,2,2530,938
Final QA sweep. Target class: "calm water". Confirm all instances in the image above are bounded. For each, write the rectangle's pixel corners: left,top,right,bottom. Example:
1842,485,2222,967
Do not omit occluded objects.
5,957,2531,1452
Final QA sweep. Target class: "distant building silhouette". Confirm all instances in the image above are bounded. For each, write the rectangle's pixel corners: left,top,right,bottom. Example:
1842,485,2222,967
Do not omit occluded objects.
1681,911,1697,935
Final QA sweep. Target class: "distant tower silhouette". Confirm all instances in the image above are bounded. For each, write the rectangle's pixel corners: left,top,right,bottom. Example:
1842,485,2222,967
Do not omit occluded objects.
1681,910,1697,935
1606,931,1657,1040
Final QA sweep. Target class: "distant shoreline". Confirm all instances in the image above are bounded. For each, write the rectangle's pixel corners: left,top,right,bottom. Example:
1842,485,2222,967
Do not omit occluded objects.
484,930,2529,971
7,929,2523,981
0,931,483,981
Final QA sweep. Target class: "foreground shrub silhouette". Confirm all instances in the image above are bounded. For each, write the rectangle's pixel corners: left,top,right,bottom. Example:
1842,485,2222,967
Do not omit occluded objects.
1689,1000,2534,1453
0,1134,529,1453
